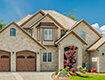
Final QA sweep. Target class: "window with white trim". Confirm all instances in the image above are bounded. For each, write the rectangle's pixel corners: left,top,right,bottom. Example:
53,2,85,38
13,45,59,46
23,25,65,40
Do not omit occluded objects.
44,29,52,40
42,52,52,62
38,29,40,40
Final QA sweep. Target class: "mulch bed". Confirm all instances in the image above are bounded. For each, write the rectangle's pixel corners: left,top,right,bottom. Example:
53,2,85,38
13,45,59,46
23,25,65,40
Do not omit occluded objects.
51,72,105,80
77,72,105,75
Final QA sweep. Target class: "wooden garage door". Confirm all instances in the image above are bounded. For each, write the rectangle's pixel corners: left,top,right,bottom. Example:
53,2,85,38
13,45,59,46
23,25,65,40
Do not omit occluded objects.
16,51,36,71
0,51,10,71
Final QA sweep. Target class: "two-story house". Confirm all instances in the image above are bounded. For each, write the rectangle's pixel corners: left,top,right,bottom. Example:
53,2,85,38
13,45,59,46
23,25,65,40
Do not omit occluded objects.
0,10,104,72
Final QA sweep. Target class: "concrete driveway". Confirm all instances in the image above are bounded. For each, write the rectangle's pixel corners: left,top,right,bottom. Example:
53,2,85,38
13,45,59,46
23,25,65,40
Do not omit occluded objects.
0,72,53,80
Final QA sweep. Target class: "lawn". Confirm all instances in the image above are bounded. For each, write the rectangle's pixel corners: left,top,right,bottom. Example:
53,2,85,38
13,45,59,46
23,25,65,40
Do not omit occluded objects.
69,74,105,80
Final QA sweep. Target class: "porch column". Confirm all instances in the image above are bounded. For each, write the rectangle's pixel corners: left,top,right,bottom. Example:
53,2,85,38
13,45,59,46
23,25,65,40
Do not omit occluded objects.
77,48,82,67
58,45,64,69
11,52,16,72
36,51,40,72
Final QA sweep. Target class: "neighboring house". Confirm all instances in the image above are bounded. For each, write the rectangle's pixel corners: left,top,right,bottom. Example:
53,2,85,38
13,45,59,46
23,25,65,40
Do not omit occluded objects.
0,10,104,72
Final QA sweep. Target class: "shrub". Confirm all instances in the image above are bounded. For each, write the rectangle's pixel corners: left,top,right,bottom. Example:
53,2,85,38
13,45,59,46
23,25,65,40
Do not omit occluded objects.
62,69,68,74
77,66,83,71
55,71,59,75
59,69,63,71
98,72,101,74
81,69,84,72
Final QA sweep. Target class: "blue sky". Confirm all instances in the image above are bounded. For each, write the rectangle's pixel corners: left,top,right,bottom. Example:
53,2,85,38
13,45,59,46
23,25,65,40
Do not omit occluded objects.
0,0,105,27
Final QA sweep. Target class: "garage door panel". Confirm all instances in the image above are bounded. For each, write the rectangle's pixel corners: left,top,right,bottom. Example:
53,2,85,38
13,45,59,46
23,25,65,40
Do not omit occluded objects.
16,51,36,71
0,51,10,71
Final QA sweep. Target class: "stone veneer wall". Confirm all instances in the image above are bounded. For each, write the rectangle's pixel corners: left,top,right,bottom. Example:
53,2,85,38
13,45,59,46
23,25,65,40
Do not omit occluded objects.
40,46,58,71
0,24,43,71
89,51,99,72
98,43,105,72
73,22,100,69
58,33,84,70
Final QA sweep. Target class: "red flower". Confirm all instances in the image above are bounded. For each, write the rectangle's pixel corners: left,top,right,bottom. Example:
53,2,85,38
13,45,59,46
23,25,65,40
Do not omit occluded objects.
91,68,96,72
57,70,59,72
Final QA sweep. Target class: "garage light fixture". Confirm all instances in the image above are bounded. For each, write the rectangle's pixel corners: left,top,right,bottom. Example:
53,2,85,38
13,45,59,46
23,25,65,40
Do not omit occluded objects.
102,53,104,55
12,51,14,54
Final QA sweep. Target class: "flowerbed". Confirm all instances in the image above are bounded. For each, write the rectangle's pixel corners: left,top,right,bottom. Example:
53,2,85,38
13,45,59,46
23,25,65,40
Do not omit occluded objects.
52,66,105,80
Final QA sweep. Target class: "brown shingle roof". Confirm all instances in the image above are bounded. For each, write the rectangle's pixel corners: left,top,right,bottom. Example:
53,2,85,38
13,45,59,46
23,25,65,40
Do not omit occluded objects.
16,10,77,29
42,10,77,29
88,37,105,51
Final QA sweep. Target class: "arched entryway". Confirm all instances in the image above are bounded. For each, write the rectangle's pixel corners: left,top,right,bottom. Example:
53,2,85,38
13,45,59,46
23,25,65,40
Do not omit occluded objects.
0,50,10,71
16,50,36,71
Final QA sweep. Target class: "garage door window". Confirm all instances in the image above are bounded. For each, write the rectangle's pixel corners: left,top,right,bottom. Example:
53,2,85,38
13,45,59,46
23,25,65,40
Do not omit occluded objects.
42,52,52,62
27,56,35,59
1,55,9,58
17,56,25,58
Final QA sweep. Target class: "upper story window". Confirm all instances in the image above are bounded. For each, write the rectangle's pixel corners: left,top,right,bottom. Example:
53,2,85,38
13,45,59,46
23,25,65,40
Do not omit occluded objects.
78,31,86,41
27,30,32,35
10,28,16,36
44,29,52,40
38,29,40,40
42,52,52,62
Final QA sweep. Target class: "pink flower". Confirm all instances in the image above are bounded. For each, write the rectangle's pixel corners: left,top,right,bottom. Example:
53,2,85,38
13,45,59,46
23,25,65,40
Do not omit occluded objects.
70,68,75,71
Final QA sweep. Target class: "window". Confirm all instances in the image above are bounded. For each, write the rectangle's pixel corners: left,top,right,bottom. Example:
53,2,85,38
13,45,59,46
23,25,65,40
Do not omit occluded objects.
27,30,31,35
78,31,86,41
1,55,9,58
17,56,25,58
27,56,35,59
44,29,52,40
42,52,52,62
38,29,40,40
10,28,16,36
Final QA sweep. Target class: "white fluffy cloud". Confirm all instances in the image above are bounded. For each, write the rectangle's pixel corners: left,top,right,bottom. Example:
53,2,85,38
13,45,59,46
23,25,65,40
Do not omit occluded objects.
91,23,105,36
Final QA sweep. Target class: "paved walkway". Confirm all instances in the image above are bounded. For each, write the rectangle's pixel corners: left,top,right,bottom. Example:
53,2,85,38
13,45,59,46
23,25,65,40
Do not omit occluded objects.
0,72,53,80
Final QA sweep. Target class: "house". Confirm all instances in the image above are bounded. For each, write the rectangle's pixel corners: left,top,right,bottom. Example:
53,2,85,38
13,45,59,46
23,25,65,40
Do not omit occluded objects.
0,10,104,72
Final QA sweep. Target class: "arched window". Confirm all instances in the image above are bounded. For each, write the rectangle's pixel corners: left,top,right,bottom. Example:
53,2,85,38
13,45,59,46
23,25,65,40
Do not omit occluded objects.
27,56,35,59
1,55,9,58
10,28,16,36
79,31,86,41
17,56,25,58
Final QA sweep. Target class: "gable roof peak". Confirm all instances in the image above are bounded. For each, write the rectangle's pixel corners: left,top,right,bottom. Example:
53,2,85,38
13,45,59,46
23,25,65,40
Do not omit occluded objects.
0,21,46,49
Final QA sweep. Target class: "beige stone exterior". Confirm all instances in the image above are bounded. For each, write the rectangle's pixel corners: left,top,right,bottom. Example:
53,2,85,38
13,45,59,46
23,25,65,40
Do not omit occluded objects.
40,47,58,71
0,10,105,72
0,23,43,72
58,33,84,70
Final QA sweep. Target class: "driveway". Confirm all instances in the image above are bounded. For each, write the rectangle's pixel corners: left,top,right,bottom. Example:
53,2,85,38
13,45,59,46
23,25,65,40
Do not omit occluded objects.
0,72,53,80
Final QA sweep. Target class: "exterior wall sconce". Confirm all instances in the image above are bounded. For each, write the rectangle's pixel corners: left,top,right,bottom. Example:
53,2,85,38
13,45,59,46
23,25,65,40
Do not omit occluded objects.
12,51,14,54
102,53,104,55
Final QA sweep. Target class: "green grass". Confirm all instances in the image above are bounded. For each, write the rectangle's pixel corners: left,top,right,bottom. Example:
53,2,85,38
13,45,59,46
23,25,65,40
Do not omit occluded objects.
69,74,105,80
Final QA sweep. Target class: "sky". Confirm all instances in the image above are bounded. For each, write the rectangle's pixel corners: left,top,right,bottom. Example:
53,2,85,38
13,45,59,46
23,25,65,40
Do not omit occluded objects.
0,0,105,34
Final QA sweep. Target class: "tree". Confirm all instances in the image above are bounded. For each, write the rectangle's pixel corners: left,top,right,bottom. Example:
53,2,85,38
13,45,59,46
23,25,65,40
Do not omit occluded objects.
64,46,78,68
65,9,79,21
0,19,7,30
